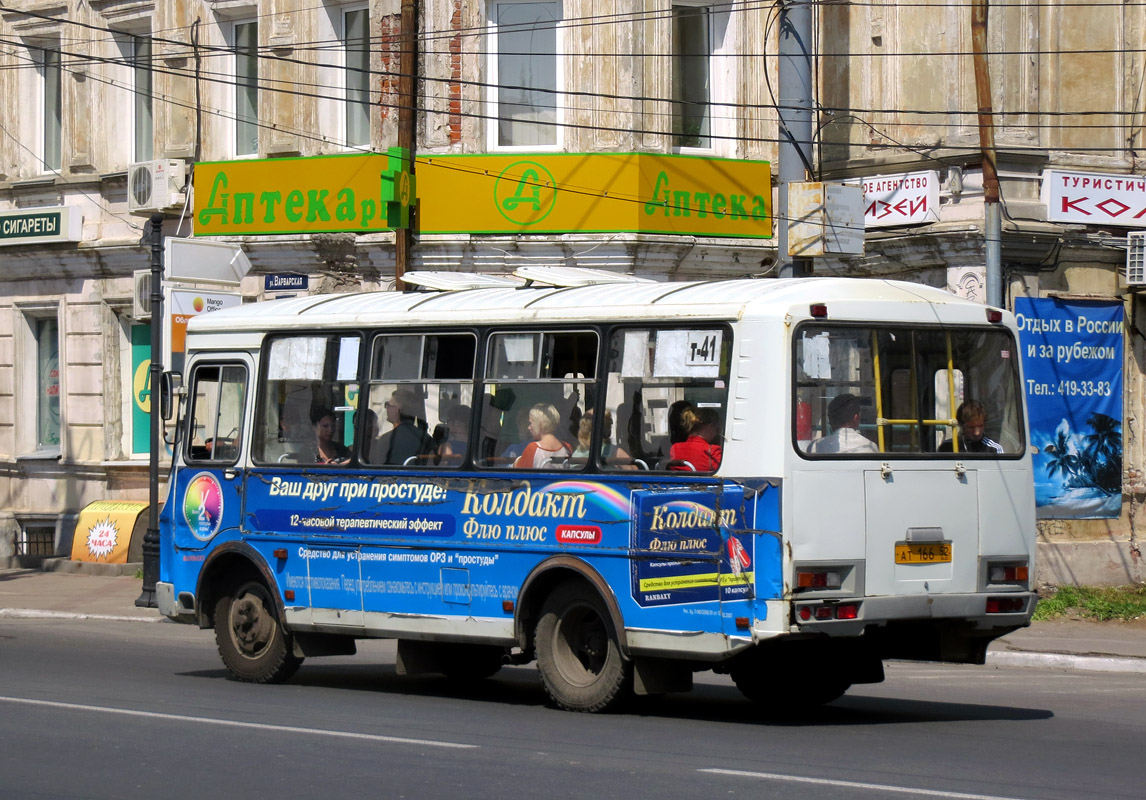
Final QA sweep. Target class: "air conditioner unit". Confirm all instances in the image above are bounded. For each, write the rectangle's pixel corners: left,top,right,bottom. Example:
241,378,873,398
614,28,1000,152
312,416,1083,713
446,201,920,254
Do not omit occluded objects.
1127,232,1146,286
133,270,153,320
128,159,188,215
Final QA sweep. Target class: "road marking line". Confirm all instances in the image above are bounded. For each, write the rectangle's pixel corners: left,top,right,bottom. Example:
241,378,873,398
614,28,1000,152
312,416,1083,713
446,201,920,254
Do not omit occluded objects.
0,696,478,750
699,768,1029,800
0,608,162,623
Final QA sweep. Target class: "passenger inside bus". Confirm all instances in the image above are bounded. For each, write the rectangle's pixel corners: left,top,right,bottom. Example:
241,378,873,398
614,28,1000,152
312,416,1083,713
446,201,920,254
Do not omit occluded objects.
312,406,350,464
668,406,723,471
376,389,436,465
513,403,572,469
668,400,694,445
572,410,631,466
438,404,471,462
938,400,1003,454
807,394,877,454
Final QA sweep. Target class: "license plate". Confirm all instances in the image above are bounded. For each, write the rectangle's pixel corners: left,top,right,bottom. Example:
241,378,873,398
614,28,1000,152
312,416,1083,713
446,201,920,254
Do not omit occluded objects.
895,542,952,564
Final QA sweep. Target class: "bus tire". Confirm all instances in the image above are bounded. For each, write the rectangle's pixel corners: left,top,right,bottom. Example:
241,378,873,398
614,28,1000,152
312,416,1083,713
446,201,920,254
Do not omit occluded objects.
535,584,629,712
214,580,302,684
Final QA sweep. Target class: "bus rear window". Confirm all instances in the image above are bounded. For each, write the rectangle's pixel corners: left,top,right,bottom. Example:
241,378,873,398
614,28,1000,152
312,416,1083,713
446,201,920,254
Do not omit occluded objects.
795,325,1024,457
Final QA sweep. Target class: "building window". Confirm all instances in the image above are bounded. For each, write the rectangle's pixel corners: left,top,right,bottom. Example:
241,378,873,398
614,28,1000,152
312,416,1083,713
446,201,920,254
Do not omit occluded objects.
344,7,370,148
672,5,711,149
35,317,62,451
233,20,259,156
32,46,63,171
489,1,561,148
132,35,154,162
19,524,56,557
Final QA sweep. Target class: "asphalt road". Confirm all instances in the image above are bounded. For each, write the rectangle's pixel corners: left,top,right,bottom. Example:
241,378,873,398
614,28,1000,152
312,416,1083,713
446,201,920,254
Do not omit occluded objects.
2,617,1144,800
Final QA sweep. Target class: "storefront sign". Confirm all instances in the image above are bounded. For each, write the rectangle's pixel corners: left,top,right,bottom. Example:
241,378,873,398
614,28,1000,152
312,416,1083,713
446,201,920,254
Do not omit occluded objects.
417,153,772,238
166,288,242,373
1015,297,1124,519
861,171,939,228
1042,169,1146,227
194,151,411,236
71,500,148,563
0,206,83,246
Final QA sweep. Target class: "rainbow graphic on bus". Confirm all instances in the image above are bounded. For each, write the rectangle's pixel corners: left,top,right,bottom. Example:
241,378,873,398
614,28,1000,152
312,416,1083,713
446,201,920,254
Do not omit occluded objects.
183,473,224,541
545,480,631,520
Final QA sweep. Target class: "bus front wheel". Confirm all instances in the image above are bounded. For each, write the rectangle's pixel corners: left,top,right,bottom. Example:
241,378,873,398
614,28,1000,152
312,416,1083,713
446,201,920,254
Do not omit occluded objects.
214,580,302,684
535,584,630,712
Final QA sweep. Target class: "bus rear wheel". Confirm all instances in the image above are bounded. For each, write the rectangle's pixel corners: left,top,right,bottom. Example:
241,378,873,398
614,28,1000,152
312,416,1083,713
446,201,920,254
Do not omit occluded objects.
535,584,630,712
214,580,302,684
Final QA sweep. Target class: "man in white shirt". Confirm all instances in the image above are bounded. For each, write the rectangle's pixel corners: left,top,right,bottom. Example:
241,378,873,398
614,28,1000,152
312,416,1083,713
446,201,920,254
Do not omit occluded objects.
807,393,877,454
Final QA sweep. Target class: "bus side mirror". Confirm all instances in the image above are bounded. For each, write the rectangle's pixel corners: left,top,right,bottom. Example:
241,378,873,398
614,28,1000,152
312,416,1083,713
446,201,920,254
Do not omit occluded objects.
160,371,182,421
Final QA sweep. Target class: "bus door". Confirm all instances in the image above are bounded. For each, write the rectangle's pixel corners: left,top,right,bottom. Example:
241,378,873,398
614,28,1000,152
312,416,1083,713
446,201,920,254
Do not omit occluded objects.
174,358,253,552
863,467,979,596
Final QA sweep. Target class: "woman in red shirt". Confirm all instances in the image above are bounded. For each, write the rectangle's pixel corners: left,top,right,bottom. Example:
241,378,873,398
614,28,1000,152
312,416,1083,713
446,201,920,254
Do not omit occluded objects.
669,407,722,471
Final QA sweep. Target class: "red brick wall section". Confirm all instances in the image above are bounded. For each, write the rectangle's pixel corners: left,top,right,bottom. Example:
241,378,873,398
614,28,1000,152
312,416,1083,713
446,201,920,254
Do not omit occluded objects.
449,0,462,143
378,13,400,122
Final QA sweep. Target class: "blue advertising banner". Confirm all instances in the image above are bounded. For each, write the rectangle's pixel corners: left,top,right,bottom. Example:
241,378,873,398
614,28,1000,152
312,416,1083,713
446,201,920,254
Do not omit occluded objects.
1014,297,1124,518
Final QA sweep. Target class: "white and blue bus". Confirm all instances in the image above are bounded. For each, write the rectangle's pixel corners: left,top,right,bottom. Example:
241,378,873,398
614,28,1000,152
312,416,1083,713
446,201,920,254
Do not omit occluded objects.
157,269,1036,712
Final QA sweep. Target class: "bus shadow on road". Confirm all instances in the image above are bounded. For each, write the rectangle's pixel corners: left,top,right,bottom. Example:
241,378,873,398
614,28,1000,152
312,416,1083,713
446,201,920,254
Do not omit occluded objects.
179,660,1053,726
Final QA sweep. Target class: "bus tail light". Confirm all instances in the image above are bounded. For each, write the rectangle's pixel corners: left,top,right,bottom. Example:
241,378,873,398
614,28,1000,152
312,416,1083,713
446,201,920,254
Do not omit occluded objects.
796,570,842,590
810,303,828,318
986,308,1003,323
989,565,1029,582
798,602,860,622
835,603,859,620
986,596,1026,613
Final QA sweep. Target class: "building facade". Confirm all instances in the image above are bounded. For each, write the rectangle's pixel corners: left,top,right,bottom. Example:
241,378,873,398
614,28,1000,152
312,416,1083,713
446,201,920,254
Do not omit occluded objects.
0,0,1142,583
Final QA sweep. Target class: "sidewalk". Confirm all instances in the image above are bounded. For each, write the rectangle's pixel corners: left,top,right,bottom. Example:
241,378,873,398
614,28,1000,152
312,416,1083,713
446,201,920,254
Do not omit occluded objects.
2,562,1145,673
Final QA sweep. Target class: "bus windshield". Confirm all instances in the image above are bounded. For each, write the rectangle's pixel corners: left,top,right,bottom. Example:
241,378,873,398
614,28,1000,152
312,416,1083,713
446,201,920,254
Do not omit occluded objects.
795,324,1025,456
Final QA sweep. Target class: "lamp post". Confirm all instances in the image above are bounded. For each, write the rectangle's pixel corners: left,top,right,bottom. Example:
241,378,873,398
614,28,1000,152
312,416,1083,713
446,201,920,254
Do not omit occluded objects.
136,213,164,608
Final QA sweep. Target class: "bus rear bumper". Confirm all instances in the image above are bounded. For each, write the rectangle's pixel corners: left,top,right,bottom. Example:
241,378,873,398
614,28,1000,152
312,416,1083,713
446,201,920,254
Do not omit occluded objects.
791,591,1037,664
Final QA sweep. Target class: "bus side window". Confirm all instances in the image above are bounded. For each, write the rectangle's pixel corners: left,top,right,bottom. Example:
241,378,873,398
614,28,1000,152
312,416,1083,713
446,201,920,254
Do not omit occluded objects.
364,333,476,468
252,335,361,466
185,364,247,465
602,327,730,472
479,330,597,469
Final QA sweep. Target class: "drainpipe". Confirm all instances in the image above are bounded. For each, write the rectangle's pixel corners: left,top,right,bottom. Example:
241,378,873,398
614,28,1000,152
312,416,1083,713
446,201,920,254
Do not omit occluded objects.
972,0,1002,307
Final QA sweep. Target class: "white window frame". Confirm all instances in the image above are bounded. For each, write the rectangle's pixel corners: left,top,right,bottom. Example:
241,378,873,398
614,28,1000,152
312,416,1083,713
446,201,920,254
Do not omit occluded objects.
486,0,564,151
112,31,154,167
230,18,260,157
342,4,371,149
23,43,62,173
318,3,372,150
15,304,65,459
670,2,733,156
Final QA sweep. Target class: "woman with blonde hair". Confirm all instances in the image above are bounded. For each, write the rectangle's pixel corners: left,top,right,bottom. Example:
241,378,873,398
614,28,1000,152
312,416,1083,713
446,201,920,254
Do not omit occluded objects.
514,403,571,469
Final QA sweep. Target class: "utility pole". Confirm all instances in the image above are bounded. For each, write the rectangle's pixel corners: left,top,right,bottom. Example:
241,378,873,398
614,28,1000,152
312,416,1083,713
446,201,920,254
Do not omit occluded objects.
777,0,814,279
394,0,418,289
136,214,164,608
972,0,1002,307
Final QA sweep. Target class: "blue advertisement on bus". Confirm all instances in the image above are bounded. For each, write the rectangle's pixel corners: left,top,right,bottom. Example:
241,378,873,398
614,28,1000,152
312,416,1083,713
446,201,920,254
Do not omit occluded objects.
1014,297,1124,519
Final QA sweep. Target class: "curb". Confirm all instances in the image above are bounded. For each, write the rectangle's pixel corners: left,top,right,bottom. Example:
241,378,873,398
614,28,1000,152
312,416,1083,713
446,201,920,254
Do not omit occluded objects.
0,608,162,623
987,650,1146,674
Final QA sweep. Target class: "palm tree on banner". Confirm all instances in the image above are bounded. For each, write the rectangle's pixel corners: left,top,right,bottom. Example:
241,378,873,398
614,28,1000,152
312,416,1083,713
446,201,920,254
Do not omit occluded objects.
1082,413,1122,493
1043,423,1080,485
